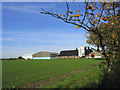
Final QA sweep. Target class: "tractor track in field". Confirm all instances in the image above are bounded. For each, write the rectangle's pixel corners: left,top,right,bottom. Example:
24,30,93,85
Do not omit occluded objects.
17,64,99,88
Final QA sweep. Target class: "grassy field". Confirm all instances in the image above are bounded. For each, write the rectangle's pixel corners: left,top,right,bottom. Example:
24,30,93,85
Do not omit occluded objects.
46,66,103,88
2,58,105,88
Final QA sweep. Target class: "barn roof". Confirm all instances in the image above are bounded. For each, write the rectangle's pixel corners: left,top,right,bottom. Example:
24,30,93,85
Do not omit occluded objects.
59,49,78,56
32,51,59,57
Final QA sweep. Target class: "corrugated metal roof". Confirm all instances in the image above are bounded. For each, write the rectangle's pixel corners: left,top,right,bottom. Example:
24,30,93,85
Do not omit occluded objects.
32,51,59,57
59,50,78,56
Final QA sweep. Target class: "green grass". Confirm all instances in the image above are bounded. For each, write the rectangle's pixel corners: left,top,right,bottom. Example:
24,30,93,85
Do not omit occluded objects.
46,66,103,88
2,58,104,88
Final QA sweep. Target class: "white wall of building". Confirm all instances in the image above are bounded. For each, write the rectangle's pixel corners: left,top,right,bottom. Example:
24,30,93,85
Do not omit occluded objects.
22,54,32,60
94,56,101,58
87,56,101,58
77,47,85,57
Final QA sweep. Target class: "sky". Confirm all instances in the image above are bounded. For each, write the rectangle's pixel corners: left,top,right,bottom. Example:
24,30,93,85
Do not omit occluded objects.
2,2,91,58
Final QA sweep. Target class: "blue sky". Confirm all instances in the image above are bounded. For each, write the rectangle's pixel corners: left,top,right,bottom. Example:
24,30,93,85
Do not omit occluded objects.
2,2,90,58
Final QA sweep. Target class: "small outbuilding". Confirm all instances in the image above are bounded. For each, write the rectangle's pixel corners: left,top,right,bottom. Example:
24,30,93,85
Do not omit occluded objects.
85,48,104,58
32,51,59,59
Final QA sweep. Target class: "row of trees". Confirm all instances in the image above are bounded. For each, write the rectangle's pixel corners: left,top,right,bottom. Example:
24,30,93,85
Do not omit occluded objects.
41,1,120,75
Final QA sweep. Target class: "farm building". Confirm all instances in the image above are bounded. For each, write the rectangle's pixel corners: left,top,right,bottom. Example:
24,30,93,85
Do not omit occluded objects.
77,47,92,57
31,46,103,60
22,54,32,60
85,48,104,58
56,49,79,59
57,46,92,59
32,51,59,59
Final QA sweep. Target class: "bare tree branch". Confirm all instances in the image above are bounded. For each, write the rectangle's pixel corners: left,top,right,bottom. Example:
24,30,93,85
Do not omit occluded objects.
41,10,89,31
81,2,88,25
66,1,69,19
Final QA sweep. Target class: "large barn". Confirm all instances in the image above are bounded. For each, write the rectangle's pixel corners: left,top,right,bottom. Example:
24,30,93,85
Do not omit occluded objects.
32,51,59,59
56,49,79,59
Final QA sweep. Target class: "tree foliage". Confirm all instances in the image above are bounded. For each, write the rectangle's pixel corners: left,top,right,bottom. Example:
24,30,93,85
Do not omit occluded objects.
41,1,120,73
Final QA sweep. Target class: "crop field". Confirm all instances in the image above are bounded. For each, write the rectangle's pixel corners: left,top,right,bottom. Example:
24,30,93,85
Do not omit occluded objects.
2,58,105,88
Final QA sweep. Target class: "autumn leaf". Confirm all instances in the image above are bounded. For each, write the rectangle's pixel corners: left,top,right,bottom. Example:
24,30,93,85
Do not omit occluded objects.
98,23,100,26
107,5,110,9
113,55,115,58
70,15,74,17
68,11,73,14
102,2,105,4
97,19,100,22
87,4,92,9
111,23,114,25
98,13,102,15
87,4,92,7
62,14,66,17
95,15,98,17
92,20,95,24
91,7,94,11
75,14,80,17
76,25,81,29
87,4,94,11
112,34,115,39
77,10,80,12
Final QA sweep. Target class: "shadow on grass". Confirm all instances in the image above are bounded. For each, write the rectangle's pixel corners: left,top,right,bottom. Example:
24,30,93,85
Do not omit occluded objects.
50,71,120,89
94,58,105,60
82,71,120,88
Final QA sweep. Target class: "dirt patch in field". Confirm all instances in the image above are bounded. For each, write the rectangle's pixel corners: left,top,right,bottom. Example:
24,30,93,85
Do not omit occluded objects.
17,64,99,88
